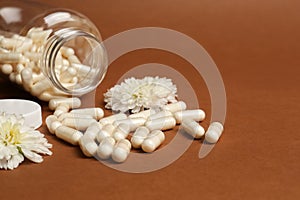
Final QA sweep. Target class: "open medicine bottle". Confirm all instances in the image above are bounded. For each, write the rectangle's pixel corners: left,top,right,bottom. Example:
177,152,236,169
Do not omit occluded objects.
0,0,108,98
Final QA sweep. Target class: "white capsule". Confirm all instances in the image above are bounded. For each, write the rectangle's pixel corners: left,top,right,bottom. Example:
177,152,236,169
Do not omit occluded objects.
181,119,205,139
31,78,52,96
24,52,42,62
162,101,187,113
16,38,33,52
62,58,70,66
99,113,127,125
9,73,16,82
148,110,173,121
96,137,116,159
174,109,206,124
53,104,70,116
128,109,154,119
0,52,22,63
31,72,45,83
45,115,58,134
29,29,52,43
21,68,33,91
70,108,104,120
0,37,23,49
96,124,115,142
50,121,63,133
141,130,165,153
58,113,94,121
55,125,83,145
68,55,81,64
16,63,24,73
112,123,131,141
1,64,13,74
84,122,102,140
113,117,146,132
38,91,69,102
72,63,91,77
205,122,224,143
15,74,22,85
112,139,131,163
79,135,98,157
59,67,77,83
49,97,81,110
60,47,75,57
62,117,97,131
131,126,150,148
145,116,176,131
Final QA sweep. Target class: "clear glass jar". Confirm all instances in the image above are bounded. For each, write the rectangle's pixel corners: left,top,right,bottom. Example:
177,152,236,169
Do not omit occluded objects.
0,0,107,97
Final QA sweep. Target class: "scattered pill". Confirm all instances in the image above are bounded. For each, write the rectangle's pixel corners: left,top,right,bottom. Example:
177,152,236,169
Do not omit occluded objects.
96,124,115,142
79,135,98,157
181,119,205,139
205,122,224,143
49,97,81,110
38,91,68,102
50,121,63,133
29,29,52,43
24,52,42,62
8,73,16,82
99,113,127,125
62,117,97,131
141,130,165,153
15,74,22,85
174,109,205,124
0,52,23,63
20,68,33,91
148,110,173,121
16,63,25,73
45,115,58,134
55,125,83,145
0,38,23,49
96,137,116,159
31,78,52,96
145,116,176,131
113,123,131,141
53,104,70,116
70,107,104,120
131,126,150,149
113,117,146,132
84,122,102,140
57,113,94,121
1,63,13,74
112,139,131,163
162,101,187,113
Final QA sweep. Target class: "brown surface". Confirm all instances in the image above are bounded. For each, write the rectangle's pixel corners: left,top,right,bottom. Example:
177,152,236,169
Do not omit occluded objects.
1,0,300,199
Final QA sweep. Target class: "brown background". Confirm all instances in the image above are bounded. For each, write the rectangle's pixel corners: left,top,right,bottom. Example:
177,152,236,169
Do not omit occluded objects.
1,0,300,199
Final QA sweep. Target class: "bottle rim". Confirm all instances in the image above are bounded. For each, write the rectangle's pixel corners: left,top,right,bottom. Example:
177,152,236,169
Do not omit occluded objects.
42,28,108,95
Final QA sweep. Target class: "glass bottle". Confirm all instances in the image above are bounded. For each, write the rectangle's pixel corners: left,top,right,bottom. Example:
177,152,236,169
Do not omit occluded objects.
0,0,108,98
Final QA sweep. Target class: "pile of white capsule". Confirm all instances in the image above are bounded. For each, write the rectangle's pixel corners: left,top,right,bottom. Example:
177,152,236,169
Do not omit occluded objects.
45,97,224,163
0,27,92,101
0,28,224,163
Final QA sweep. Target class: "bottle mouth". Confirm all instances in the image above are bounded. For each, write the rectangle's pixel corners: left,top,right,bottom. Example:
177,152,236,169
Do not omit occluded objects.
42,28,108,95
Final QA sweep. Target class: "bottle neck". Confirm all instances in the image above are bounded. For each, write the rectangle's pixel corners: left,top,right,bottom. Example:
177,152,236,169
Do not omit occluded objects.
42,28,107,95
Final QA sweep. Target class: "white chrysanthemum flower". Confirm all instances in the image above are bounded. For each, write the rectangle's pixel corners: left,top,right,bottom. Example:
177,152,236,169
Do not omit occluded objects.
104,76,178,113
0,113,52,170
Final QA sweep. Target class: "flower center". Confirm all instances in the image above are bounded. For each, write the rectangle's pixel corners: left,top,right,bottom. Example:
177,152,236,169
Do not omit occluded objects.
0,121,21,145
